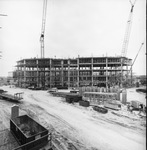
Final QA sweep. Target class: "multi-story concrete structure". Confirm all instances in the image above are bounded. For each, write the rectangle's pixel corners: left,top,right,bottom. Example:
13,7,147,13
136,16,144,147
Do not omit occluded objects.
14,56,132,88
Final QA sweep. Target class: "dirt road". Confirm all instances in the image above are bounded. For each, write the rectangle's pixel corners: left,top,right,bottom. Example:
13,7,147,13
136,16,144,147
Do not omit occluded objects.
0,86,146,150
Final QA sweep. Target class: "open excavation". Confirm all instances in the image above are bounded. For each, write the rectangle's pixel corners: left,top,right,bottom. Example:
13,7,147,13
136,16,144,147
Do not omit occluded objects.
0,86,146,150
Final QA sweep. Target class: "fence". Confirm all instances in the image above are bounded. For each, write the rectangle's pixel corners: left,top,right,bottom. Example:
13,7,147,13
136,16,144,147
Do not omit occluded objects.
79,86,121,100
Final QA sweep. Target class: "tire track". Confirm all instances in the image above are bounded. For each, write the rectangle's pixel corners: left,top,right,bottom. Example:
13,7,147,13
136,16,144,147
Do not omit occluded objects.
20,94,92,150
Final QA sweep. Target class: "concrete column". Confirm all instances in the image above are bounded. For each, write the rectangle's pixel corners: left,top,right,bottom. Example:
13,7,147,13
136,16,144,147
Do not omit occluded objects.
50,59,52,88
110,87,113,93
126,62,128,79
37,59,39,87
91,57,93,87
117,89,121,100
131,67,133,86
68,59,70,88
79,87,82,96
11,105,19,120
122,89,127,105
97,87,100,92
24,60,26,88
121,58,123,87
61,60,64,87
106,57,108,88
17,64,20,87
77,57,79,87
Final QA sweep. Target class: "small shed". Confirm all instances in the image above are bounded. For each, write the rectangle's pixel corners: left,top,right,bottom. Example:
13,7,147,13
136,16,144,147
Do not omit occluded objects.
66,94,82,103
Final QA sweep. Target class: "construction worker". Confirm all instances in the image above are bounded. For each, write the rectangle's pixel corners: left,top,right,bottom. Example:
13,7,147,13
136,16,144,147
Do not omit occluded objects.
129,106,133,113
127,103,130,111
138,103,143,115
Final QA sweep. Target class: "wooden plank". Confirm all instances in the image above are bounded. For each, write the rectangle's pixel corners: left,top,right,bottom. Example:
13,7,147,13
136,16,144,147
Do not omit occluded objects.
0,93,22,102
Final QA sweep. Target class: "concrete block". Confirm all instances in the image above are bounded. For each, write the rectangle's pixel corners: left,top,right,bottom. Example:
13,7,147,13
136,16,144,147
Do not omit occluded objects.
11,105,19,119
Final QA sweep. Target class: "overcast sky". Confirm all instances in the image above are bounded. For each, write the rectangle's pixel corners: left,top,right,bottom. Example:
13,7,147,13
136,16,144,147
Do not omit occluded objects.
0,0,146,76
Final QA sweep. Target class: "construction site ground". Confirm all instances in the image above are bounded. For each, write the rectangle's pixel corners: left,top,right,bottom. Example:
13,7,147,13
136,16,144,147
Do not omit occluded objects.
0,86,146,150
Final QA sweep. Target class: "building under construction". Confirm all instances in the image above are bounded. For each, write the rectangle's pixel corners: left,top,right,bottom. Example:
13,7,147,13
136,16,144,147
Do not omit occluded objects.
12,0,136,89
14,56,132,88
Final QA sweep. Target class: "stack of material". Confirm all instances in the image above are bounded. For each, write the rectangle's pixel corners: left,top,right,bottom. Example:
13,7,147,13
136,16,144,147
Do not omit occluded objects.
0,89,6,94
47,88,58,93
66,94,82,103
79,100,90,107
93,106,108,114
130,101,142,109
104,100,121,110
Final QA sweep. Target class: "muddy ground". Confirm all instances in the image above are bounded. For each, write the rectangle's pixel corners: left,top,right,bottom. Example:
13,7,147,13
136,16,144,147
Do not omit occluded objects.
0,86,146,150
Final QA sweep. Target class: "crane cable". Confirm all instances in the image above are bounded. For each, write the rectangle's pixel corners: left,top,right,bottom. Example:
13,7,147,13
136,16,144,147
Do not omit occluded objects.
128,41,145,75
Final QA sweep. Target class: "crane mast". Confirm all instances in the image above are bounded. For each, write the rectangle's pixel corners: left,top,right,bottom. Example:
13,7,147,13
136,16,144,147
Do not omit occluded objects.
40,0,47,58
121,0,136,57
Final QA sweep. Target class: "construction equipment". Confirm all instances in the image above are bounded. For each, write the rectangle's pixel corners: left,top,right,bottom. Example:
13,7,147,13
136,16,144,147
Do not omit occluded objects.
120,0,136,87
0,92,23,103
129,42,144,85
40,0,48,58
121,0,136,57
129,42,144,75
93,106,108,113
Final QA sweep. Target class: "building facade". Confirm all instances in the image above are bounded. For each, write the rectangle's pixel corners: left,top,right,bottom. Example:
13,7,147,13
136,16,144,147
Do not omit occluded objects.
14,56,132,88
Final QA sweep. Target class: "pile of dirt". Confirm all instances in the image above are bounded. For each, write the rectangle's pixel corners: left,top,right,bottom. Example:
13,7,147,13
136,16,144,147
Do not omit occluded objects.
136,88,146,93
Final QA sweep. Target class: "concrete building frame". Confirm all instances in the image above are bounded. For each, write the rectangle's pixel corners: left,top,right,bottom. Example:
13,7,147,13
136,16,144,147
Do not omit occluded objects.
14,56,132,88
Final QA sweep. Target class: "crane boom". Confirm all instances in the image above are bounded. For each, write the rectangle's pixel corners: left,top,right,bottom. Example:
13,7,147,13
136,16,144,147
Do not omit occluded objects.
128,42,144,75
0,14,7,16
40,0,48,58
121,0,136,57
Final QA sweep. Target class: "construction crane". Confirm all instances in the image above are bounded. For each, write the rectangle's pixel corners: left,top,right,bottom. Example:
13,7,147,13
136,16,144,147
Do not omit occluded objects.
119,0,136,87
129,42,144,75
121,0,136,57
40,0,48,58
123,41,144,86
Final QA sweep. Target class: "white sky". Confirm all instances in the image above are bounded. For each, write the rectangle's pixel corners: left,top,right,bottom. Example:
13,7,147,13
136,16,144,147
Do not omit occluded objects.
0,0,146,76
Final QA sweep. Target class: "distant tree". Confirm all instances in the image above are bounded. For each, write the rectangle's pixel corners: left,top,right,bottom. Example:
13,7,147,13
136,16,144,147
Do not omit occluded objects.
108,73,122,87
140,78,146,85
108,73,133,88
